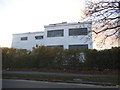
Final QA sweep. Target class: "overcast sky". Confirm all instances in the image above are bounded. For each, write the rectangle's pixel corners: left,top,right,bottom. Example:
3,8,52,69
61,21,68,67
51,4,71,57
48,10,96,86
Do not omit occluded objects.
0,0,86,47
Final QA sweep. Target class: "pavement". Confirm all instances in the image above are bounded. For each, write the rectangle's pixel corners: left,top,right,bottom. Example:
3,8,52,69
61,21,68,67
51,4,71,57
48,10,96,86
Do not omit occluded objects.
3,70,116,77
2,79,118,88
2,70,119,87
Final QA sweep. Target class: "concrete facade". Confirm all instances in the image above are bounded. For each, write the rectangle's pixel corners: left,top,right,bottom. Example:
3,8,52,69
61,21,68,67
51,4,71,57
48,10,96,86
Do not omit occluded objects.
11,21,92,50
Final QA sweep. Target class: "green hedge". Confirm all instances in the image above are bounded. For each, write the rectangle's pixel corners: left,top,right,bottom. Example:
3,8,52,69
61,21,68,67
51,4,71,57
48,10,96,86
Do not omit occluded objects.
2,46,119,71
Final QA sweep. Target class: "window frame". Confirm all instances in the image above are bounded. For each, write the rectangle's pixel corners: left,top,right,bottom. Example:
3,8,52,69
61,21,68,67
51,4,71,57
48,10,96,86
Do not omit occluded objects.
35,36,43,40
20,37,28,41
69,28,88,36
47,45,63,48
69,44,88,50
47,29,64,37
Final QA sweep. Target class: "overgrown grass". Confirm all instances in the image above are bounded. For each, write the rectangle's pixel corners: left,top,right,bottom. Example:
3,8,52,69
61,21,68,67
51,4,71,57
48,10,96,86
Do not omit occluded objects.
79,76,118,84
2,73,118,84
3,73,75,80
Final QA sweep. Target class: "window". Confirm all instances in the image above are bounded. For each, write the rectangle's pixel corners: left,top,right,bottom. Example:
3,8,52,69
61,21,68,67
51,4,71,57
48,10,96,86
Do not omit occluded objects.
35,36,43,39
47,45,63,48
47,29,64,37
69,44,88,50
21,37,28,40
69,28,87,36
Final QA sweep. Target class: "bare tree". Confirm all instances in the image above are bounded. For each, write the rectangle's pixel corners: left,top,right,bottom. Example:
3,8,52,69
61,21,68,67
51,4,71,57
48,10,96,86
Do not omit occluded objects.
84,0,120,49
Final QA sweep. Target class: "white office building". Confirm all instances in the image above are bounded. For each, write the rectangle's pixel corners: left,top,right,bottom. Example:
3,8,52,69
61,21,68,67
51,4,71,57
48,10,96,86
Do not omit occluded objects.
12,21,93,50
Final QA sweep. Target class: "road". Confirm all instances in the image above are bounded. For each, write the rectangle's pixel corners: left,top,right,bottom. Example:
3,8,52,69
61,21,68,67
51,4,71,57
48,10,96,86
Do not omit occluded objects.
2,79,116,88
3,71,116,77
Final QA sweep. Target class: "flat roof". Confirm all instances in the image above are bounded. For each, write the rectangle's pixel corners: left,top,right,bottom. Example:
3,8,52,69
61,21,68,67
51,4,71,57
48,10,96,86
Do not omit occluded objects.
13,21,92,35
44,21,92,28
13,31,44,35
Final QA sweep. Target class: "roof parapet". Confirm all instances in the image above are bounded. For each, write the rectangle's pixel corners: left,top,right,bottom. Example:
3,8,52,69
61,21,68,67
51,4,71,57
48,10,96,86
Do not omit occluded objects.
44,21,92,28
13,31,44,35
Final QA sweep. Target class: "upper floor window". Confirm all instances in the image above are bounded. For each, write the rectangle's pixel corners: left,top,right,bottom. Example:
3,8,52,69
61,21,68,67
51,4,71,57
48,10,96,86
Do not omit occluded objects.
69,44,88,50
35,36,43,39
21,37,28,40
47,29,64,37
69,28,88,36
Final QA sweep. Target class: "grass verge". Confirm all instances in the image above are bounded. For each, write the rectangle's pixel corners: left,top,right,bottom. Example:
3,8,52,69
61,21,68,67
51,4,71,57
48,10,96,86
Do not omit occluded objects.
2,73,118,84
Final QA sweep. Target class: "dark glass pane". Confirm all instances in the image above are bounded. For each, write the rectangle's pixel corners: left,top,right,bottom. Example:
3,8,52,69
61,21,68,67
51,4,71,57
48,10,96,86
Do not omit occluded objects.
47,29,64,37
69,28,87,36
47,45,63,48
69,44,88,50
35,36,43,39
21,37,28,40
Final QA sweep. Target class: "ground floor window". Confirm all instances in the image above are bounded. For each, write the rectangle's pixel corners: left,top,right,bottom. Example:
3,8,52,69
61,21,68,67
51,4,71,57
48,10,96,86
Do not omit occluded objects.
69,44,88,50
47,45,63,48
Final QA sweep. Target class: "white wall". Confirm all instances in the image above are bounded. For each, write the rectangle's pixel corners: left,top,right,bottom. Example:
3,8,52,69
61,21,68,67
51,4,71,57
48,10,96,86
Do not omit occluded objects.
12,32,44,50
44,22,92,49
12,21,92,50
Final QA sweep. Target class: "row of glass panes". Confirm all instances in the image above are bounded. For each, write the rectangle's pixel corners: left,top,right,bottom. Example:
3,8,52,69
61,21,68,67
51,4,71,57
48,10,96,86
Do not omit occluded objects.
21,36,43,40
47,44,88,50
47,28,88,37
21,28,88,40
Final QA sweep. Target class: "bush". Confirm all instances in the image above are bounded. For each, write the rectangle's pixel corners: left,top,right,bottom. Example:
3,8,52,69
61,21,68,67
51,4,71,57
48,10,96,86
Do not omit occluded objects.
2,46,119,71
